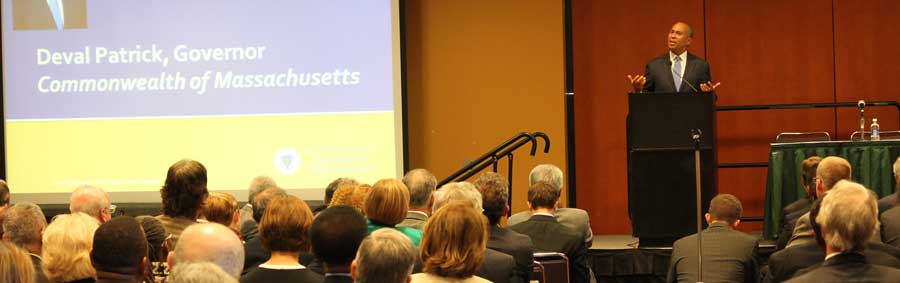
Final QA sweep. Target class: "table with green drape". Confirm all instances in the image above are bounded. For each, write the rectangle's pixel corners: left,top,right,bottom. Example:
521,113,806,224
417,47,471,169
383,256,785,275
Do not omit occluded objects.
764,140,900,240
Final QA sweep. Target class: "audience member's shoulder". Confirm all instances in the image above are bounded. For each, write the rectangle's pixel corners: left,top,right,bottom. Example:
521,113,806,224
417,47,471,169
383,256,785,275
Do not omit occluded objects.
507,211,531,226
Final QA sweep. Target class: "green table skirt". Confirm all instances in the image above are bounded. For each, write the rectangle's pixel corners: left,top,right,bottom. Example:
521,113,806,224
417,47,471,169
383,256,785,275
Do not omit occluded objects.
764,140,900,239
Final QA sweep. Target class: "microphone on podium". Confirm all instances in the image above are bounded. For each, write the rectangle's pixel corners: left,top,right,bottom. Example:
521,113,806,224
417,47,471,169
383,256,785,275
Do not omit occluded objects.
858,100,866,139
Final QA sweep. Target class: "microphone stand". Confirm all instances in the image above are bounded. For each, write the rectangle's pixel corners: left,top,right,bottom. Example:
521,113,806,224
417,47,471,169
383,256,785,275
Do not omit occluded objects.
858,101,866,140
691,129,704,283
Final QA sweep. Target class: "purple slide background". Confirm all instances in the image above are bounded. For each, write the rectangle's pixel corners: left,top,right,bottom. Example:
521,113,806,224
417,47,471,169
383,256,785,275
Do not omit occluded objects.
1,1,394,120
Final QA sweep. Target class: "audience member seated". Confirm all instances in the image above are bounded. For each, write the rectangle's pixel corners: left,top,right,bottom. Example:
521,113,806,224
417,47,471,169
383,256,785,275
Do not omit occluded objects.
397,169,436,230
311,206,368,283
433,181,516,283
767,188,900,283
242,187,287,274
156,159,209,243
241,195,321,283
239,176,277,241
314,178,358,215
329,183,370,215
364,179,422,247
69,185,114,224
881,157,900,247
0,241,36,283
136,216,168,283
0,180,9,237
668,194,759,283
475,172,534,283
199,192,241,238
91,216,149,283
43,213,100,283
785,181,900,282
508,164,594,244
787,156,852,248
777,156,821,250
168,223,244,279
2,202,49,283
413,202,492,283
351,229,417,283
877,157,900,214
511,182,590,283
169,261,238,283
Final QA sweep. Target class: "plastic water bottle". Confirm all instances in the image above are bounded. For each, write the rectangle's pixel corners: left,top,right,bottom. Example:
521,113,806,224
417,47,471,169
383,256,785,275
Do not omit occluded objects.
871,118,880,141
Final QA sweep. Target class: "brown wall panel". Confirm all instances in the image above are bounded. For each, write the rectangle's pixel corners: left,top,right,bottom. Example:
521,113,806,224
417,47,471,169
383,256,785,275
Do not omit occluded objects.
573,0,705,234
404,1,566,215
834,1,900,138
705,0,836,226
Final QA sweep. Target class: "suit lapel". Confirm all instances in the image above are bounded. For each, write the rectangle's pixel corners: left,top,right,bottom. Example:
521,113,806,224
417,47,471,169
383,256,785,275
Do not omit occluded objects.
683,53,698,90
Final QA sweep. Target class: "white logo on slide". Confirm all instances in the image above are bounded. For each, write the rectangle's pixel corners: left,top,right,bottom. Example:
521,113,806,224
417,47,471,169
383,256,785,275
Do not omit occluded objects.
274,147,301,174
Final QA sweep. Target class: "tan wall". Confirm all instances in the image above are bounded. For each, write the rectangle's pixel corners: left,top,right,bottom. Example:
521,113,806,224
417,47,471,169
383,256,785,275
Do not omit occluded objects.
404,0,568,214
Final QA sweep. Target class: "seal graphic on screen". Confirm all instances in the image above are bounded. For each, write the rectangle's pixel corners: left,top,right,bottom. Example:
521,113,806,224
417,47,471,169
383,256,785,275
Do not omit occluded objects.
274,147,301,174
13,0,87,30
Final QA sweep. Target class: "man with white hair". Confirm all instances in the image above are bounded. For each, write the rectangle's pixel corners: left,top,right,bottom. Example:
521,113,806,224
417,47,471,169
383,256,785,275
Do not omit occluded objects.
69,185,113,223
786,181,900,282
879,157,900,247
432,182,517,283
168,222,245,279
168,261,238,283
2,202,49,283
877,156,900,213
238,175,277,241
351,229,416,283
398,169,436,230
508,164,594,244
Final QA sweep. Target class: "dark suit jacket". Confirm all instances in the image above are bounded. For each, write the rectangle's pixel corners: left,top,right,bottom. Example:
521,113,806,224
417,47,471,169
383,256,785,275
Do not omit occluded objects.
879,192,897,214
510,214,590,283
488,225,534,283
785,252,900,283
31,254,50,283
642,52,711,93
881,206,900,248
777,198,812,250
322,274,353,283
667,222,759,283
766,241,900,283
242,237,270,275
477,248,517,283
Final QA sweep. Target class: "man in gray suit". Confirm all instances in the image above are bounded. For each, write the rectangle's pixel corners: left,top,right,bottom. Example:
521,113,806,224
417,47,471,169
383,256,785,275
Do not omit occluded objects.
667,194,759,283
508,164,594,244
397,169,436,230
627,22,720,93
786,181,900,282
787,157,852,248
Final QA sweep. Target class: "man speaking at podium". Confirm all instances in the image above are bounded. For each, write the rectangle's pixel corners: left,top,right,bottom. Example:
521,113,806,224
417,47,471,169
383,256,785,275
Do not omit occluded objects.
627,22,720,93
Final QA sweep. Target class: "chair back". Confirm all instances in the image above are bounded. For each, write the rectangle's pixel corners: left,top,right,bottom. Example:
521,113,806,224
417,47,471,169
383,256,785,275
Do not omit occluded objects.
533,252,569,283
529,260,546,283
851,130,900,141
775,132,831,143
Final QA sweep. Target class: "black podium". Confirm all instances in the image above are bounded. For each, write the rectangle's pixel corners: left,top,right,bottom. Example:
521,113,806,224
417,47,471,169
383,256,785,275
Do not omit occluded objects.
626,92,718,246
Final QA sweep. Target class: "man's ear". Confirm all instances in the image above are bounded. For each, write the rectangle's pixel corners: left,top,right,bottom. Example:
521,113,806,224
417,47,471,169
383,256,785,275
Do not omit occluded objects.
166,251,175,270
704,213,711,225
732,219,741,229
503,205,510,217
350,259,358,280
426,195,435,215
526,201,533,211
138,256,149,278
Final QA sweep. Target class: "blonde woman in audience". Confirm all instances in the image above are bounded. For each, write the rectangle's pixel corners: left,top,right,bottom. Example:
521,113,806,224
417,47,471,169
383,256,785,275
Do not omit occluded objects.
364,179,422,247
199,192,241,238
328,183,371,216
42,212,100,283
0,241,36,283
240,195,322,283
413,201,491,283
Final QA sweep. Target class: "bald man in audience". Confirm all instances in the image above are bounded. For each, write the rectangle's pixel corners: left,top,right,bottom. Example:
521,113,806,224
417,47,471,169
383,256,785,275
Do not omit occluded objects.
397,169,436,230
2,202,49,283
434,182,517,283
70,185,114,223
667,194,759,283
785,181,900,282
787,156,852,248
168,222,245,279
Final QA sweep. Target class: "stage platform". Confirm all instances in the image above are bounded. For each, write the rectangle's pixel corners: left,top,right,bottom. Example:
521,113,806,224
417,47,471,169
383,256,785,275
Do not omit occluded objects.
587,234,776,283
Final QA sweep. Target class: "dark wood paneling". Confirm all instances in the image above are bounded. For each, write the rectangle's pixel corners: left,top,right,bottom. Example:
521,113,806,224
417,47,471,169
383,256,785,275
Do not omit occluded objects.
572,0,705,234
834,1,900,139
